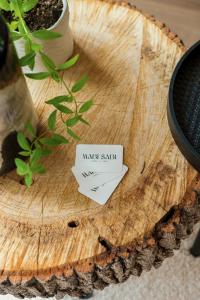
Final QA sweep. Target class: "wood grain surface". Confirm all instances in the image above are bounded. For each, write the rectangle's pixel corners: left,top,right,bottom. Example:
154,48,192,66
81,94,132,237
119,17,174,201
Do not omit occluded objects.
0,0,200,298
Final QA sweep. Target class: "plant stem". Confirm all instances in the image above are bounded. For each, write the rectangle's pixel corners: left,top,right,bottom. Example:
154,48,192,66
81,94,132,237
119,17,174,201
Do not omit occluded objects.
30,130,48,150
61,78,78,115
60,112,66,124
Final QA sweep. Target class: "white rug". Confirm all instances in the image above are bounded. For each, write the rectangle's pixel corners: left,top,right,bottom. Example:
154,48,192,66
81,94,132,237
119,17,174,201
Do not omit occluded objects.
2,224,200,300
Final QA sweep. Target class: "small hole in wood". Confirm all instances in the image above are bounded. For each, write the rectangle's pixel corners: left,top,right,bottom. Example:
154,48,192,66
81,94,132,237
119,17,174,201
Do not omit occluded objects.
19,179,25,185
68,220,79,228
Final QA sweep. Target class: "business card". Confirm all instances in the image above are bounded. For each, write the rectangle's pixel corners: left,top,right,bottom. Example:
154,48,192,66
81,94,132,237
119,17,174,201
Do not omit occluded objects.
72,165,127,190
78,165,128,205
75,144,123,173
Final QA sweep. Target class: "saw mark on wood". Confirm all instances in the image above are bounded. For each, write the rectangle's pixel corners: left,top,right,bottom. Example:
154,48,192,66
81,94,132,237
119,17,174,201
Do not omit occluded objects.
140,161,146,174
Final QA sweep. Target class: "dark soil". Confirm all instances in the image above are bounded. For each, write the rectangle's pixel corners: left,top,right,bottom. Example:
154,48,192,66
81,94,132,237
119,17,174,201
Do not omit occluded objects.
25,0,63,31
3,0,63,31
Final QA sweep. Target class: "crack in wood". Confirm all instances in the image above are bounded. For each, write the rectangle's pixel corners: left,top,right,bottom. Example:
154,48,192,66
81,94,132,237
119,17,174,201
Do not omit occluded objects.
140,161,146,174
98,236,114,253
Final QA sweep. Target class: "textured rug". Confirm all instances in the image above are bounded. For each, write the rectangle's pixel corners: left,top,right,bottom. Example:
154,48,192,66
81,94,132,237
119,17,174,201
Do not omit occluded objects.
2,224,200,300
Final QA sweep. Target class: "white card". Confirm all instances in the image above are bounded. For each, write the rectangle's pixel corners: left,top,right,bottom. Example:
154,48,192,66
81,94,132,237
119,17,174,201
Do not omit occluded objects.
72,165,127,190
75,144,123,173
78,165,128,205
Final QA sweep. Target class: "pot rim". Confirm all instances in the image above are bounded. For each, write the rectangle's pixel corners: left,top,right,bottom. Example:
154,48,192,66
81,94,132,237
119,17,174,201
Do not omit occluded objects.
0,15,9,71
48,0,68,30
168,40,200,172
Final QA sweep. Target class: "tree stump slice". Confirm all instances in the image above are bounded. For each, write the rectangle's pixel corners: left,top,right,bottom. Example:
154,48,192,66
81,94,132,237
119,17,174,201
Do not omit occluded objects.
0,0,200,298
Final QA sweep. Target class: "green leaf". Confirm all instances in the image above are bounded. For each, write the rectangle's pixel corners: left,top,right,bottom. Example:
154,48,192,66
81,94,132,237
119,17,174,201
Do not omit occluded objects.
40,52,55,71
18,22,29,35
48,110,57,130
31,164,46,174
39,138,53,146
25,72,50,80
71,74,88,93
54,104,73,114
24,38,31,54
0,0,10,11
9,21,19,31
79,99,93,113
26,122,36,137
15,158,29,176
19,151,30,157
23,39,34,70
57,54,80,71
52,134,69,145
10,31,22,41
65,96,73,102
41,148,52,156
66,116,79,127
46,95,72,105
22,0,38,12
10,0,23,17
67,128,81,141
31,43,42,52
40,134,69,147
34,141,42,149
32,29,62,40
19,51,36,67
17,132,31,151
25,173,33,187
18,22,26,34
78,116,90,126
30,148,43,164
50,71,60,82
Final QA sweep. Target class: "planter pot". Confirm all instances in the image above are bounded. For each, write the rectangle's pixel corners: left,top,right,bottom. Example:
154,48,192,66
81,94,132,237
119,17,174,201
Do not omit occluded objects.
0,16,38,175
168,40,200,172
15,0,74,73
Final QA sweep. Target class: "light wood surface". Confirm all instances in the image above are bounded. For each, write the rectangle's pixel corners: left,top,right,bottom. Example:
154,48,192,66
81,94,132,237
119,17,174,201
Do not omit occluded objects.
0,0,200,298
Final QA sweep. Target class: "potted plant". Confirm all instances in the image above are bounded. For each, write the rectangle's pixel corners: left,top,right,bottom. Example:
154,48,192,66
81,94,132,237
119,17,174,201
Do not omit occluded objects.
4,0,74,72
0,0,93,187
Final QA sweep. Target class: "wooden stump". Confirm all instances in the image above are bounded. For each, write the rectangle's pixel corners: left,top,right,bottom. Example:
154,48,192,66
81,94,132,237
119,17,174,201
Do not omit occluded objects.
0,0,200,298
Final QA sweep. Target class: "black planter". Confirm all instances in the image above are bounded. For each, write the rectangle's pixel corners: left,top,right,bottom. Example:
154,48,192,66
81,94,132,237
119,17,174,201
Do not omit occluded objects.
168,40,200,171
0,15,8,70
168,41,200,257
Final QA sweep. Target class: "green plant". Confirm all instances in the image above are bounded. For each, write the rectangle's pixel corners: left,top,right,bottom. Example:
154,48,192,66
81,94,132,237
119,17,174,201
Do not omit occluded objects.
0,0,93,187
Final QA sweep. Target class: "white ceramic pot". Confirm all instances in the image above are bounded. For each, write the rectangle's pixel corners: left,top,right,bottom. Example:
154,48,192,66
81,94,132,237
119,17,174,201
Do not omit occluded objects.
15,0,74,73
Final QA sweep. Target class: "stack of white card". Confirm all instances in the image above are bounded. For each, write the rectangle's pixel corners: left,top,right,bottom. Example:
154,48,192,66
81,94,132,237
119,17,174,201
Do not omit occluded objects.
72,145,128,205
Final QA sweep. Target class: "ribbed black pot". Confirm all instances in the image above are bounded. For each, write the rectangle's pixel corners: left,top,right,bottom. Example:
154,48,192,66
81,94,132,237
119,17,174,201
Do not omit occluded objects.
168,40,200,172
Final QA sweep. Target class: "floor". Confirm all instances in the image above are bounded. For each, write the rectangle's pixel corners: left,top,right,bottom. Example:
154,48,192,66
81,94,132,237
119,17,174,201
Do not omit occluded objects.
127,0,200,47
2,1,200,299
